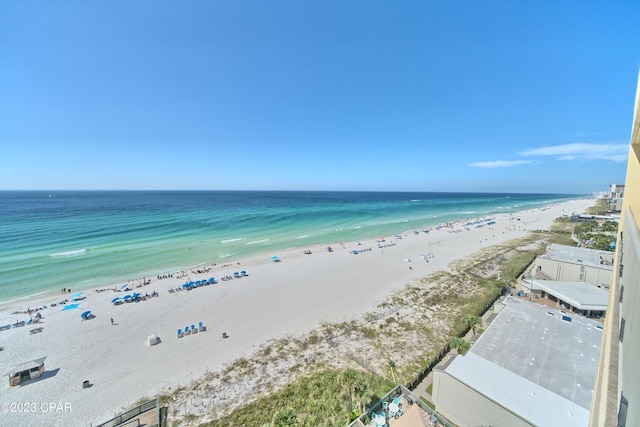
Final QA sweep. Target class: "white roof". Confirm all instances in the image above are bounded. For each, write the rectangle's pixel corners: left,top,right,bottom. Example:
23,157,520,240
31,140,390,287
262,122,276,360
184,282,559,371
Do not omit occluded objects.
444,297,601,426
5,357,46,377
447,352,589,427
530,280,609,311
540,244,613,270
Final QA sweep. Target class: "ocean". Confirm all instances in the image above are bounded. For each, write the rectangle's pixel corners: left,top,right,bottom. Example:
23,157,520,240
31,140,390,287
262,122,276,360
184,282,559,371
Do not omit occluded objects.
0,191,584,302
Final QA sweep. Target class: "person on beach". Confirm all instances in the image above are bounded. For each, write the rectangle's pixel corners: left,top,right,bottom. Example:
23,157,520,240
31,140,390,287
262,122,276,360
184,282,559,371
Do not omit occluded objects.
110,317,114,325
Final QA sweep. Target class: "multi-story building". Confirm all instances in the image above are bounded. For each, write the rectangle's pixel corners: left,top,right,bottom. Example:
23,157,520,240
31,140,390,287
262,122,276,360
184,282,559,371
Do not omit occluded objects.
526,244,613,289
609,184,625,200
589,76,640,426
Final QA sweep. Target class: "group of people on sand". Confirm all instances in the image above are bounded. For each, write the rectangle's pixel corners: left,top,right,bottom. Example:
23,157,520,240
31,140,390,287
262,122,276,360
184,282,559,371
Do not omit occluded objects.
61,287,72,294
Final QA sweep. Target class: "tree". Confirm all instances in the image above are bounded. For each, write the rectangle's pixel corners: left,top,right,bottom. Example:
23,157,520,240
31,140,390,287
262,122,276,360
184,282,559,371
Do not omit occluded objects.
601,221,619,233
451,337,470,354
464,314,482,335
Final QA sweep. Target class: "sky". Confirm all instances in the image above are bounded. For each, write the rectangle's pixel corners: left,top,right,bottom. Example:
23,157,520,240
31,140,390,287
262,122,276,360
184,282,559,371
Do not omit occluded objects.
1,1,639,194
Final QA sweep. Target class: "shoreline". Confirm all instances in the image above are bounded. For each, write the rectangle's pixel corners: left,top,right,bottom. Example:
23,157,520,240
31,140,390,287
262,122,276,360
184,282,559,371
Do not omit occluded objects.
0,194,589,305
0,198,595,426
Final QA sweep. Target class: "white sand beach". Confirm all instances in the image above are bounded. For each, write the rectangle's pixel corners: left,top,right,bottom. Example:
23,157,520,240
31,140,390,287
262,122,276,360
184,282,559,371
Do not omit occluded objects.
0,198,594,426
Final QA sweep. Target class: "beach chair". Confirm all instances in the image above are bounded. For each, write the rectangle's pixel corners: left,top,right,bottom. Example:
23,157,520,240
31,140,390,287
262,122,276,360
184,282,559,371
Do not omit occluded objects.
177,329,183,338
198,322,204,332
184,326,191,336
191,324,197,334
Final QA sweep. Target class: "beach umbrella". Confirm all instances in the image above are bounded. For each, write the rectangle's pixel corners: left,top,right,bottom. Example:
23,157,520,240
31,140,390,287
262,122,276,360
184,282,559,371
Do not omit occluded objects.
240,270,247,275
122,295,132,300
132,292,140,299
182,283,191,289
233,272,239,277
81,310,91,319
121,284,128,290
111,297,120,303
208,277,215,283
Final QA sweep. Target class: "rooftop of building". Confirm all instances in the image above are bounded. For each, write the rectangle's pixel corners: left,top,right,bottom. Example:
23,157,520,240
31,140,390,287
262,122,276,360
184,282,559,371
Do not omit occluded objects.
529,280,609,311
443,297,602,426
540,244,613,269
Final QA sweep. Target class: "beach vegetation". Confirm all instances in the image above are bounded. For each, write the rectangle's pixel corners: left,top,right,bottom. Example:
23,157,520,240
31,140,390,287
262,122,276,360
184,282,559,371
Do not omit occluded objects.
450,337,469,354
202,368,393,427
587,199,609,215
573,220,617,251
463,315,482,335
420,396,436,411
272,408,297,426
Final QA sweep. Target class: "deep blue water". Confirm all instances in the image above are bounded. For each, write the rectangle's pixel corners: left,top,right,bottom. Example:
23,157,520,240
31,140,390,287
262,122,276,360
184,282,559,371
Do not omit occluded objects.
0,191,584,302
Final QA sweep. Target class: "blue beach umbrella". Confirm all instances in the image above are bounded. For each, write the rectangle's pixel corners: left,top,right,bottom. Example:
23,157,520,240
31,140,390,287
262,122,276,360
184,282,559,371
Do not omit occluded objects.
208,277,215,283
81,310,91,319
111,297,120,303
122,295,132,300
121,284,128,290
182,283,191,289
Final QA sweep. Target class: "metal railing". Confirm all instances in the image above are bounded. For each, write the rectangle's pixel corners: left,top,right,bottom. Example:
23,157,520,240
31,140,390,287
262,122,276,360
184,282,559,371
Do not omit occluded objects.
346,384,454,427
96,398,159,427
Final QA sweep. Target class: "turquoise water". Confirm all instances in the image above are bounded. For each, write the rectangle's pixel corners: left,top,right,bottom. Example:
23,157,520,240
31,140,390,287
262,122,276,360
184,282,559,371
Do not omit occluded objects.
0,191,584,302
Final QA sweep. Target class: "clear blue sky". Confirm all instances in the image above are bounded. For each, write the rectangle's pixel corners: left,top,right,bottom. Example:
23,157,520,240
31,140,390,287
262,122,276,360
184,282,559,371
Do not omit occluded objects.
1,1,639,193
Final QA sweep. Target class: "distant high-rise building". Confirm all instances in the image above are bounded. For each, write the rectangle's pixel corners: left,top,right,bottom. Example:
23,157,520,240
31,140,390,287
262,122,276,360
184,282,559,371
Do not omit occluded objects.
589,75,640,427
608,184,625,199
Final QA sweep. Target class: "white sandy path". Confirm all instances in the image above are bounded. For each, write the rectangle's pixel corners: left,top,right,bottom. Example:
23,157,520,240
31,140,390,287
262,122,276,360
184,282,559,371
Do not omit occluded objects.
0,199,594,426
